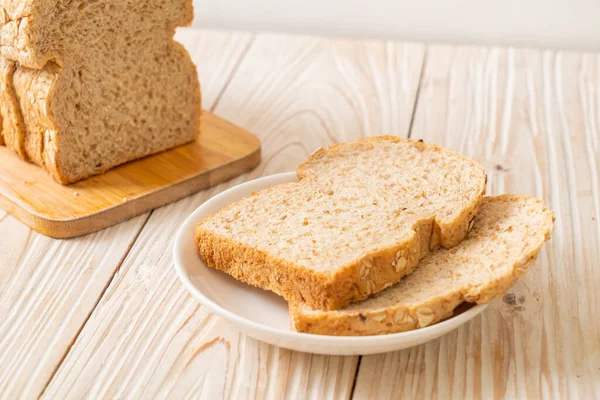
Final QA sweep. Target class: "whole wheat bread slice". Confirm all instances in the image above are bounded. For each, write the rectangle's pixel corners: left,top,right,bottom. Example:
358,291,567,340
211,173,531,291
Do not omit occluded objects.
196,136,487,311
290,195,554,335
0,0,201,183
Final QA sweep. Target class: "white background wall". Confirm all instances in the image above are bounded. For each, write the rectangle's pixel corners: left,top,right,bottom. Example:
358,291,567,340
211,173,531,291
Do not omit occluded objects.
193,0,600,51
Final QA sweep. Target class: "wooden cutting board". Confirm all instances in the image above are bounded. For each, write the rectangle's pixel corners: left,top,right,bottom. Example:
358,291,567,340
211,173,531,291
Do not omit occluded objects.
0,111,261,238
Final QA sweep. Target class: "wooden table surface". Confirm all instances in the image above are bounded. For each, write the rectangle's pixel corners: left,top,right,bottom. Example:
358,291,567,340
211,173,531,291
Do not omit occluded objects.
1,28,599,399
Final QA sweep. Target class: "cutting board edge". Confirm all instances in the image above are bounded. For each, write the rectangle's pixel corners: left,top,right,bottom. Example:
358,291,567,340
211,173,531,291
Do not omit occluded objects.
0,146,260,239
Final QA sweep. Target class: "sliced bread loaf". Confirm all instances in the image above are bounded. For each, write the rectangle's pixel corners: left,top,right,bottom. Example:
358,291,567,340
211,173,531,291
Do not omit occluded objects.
196,136,487,310
0,0,201,183
289,195,554,335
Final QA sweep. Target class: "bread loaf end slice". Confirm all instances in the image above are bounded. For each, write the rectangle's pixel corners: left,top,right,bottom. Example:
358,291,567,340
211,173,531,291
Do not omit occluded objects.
0,78,3,146
0,57,27,159
290,195,554,335
196,136,487,310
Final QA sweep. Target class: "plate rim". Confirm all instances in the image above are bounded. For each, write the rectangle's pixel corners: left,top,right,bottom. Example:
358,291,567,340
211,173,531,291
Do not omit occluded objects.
173,171,487,346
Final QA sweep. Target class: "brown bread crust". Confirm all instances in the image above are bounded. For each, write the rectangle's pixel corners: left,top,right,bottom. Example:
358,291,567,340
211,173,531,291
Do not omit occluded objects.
0,57,27,159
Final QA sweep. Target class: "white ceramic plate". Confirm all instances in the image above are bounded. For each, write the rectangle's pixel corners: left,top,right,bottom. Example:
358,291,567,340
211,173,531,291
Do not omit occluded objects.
173,172,487,355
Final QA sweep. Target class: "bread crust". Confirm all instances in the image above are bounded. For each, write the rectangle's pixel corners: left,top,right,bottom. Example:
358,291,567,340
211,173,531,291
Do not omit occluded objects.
0,109,3,145
12,65,57,167
0,2,44,68
196,136,487,311
289,195,555,335
0,57,27,159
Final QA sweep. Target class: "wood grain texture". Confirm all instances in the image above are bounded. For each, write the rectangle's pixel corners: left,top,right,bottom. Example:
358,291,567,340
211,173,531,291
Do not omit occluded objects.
0,214,148,400
216,35,426,177
43,33,425,399
0,29,254,400
354,46,600,399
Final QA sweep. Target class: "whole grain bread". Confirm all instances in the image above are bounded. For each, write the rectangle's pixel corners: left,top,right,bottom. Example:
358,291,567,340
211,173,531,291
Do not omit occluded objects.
0,102,3,145
290,195,554,335
0,57,26,158
196,136,487,311
0,0,201,183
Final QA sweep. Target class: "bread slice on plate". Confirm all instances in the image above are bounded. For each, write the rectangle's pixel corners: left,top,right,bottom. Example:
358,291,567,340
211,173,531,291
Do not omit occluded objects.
196,136,487,311
0,0,201,183
289,195,554,335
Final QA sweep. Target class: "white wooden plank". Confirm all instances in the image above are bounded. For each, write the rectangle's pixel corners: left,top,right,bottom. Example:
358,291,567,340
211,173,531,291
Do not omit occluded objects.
0,213,148,400
0,29,253,400
174,29,254,110
354,45,600,399
43,32,425,399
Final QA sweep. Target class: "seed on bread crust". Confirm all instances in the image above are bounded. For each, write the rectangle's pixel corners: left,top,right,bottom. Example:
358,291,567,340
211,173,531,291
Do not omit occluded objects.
416,307,435,327
393,309,406,324
365,280,376,294
360,256,373,279
396,256,407,272
371,312,386,322
392,248,409,273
